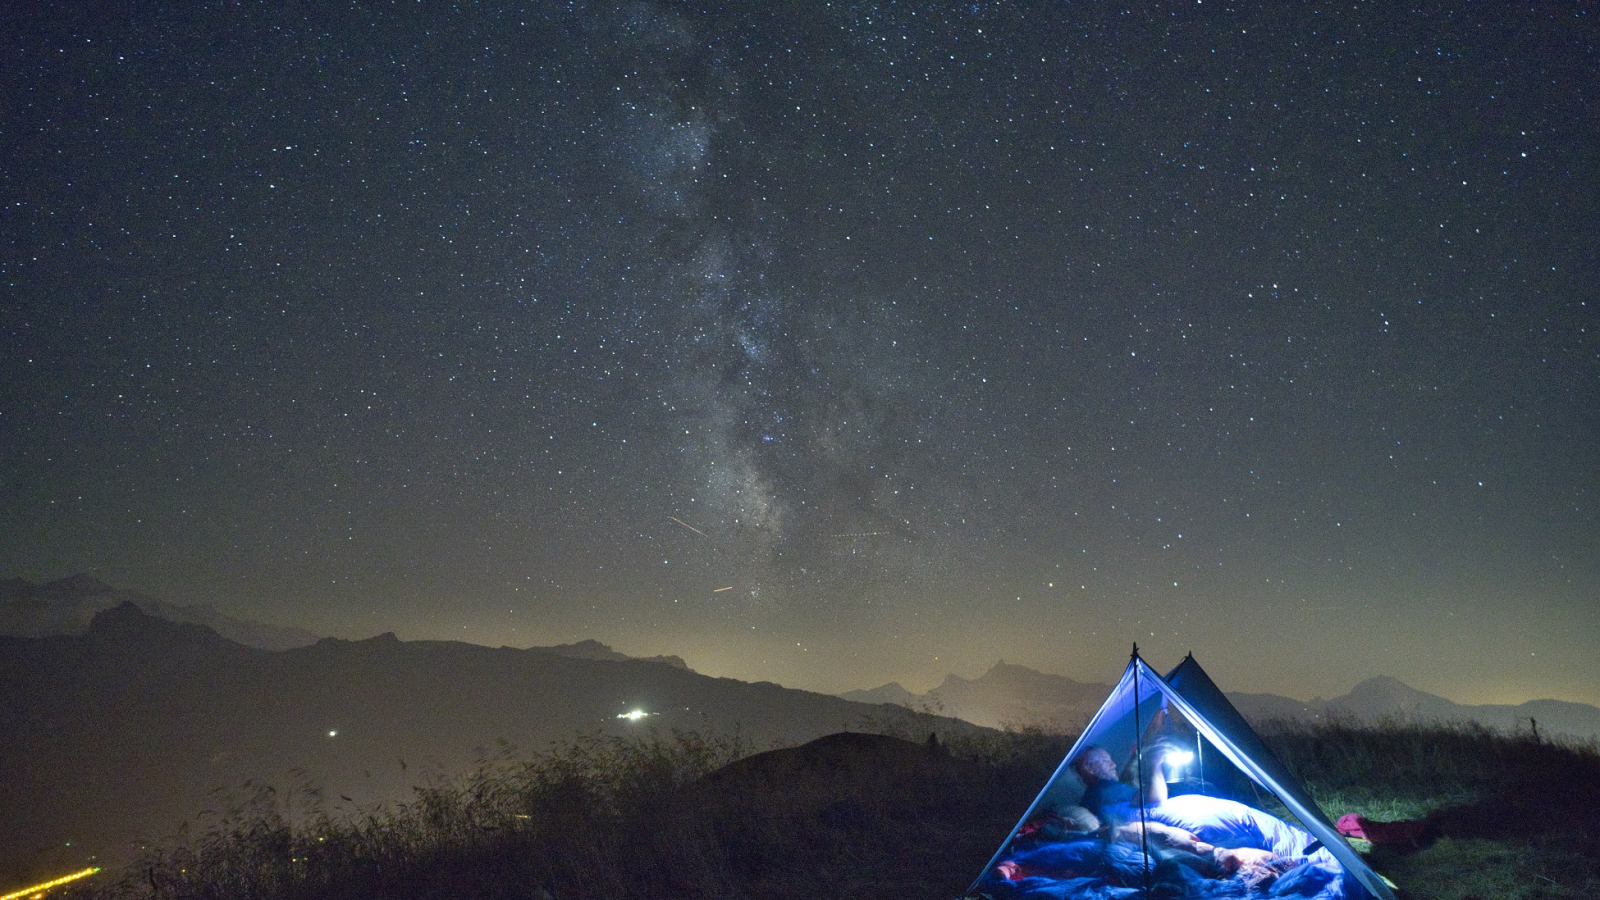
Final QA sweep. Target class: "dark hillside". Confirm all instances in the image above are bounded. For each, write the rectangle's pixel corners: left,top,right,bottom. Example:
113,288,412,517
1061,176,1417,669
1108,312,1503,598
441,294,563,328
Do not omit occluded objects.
61,730,1072,900
0,604,968,886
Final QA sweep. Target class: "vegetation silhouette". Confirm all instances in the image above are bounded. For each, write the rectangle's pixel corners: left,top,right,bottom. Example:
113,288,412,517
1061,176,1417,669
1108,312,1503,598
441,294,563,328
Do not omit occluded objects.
55,719,1599,900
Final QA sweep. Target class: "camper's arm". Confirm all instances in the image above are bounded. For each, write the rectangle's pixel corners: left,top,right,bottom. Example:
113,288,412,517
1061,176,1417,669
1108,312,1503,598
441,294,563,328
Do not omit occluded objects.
1140,751,1170,805
1128,742,1174,805
1120,731,1175,805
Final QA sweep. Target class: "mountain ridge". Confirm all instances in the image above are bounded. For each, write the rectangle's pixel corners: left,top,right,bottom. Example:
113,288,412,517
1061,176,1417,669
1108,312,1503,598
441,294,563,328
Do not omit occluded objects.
0,575,321,651
0,602,968,883
843,663,1600,742
2,575,693,669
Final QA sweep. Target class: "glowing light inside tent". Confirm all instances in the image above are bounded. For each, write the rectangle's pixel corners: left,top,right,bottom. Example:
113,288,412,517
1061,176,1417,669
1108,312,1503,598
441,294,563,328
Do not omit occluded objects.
618,709,648,721
0,866,101,900
1164,749,1195,777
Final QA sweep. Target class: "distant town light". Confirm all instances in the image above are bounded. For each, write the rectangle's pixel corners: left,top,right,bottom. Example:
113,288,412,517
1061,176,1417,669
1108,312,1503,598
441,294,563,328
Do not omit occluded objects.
328,729,338,737
618,709,649,721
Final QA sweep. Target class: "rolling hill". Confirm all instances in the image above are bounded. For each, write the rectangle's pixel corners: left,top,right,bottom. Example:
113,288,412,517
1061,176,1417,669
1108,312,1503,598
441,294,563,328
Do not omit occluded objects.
0,603,965,885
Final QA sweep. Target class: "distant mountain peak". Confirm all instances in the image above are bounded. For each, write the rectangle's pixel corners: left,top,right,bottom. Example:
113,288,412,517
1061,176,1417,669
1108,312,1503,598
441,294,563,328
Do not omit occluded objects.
88,600,156,630
533,639,628,660
1344,674,1442,705
532,638,690,669
313,631,402,649
86,601,228,646
843,660,1600,744
981,660,1084,683
3,576,320,650
1352,674,1411,689
842,661,1111,729
837,682,918,706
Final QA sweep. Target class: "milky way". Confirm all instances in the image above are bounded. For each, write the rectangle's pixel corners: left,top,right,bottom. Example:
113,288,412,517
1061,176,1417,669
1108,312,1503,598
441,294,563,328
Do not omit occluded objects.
2,1,1595,703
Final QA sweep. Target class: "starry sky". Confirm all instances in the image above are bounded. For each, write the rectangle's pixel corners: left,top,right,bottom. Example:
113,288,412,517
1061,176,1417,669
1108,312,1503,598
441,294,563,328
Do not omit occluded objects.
3,1,1596,706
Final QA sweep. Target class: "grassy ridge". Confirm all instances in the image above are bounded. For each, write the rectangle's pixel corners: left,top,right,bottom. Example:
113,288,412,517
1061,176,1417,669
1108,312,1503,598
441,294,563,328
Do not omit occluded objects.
1262,718,1600,899
57,720,1600,899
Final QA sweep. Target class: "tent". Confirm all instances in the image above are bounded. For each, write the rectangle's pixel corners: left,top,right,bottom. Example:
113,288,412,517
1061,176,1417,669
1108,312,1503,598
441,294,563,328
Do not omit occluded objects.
965,649,1395,900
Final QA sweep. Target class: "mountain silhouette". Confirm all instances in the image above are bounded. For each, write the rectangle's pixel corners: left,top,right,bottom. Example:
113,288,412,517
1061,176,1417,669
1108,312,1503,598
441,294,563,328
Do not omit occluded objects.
845,662,1112,730
536,637,690,669
0,604,965,884
844,663,1600,743
0,575,320,650
839,681,918,706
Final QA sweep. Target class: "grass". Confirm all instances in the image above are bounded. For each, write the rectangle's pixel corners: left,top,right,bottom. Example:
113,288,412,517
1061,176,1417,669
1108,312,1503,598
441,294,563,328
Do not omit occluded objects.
52,719,1600,899
1262,717,1600,899
1375,838,1595,900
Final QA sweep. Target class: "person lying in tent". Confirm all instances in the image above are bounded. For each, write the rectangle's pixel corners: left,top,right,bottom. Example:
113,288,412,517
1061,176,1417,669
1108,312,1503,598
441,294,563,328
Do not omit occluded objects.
1069,740,1177,822
1074,803,1299,885
989,797,1355,899
1071,706,1187,822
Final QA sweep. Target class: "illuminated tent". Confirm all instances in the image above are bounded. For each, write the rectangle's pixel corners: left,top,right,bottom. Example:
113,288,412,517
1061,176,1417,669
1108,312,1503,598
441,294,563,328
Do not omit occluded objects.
965,649,1395,900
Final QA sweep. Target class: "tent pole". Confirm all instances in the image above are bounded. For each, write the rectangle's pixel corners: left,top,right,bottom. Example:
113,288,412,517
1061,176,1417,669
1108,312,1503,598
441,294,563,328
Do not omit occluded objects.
1132,653,1151,897
1182,651,1206,796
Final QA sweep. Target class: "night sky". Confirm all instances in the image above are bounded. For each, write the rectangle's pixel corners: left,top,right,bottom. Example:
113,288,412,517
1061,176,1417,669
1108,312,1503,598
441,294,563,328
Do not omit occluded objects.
3,2,1596,706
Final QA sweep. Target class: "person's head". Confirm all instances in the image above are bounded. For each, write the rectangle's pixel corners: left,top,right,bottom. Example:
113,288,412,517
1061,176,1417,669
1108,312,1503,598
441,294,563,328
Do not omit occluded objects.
1071,746,1119,783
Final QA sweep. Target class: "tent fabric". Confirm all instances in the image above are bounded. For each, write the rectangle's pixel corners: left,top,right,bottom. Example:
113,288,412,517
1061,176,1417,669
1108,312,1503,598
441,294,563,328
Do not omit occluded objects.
970,655,1167,880
966,651,1395,900
1160,656,1393,900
